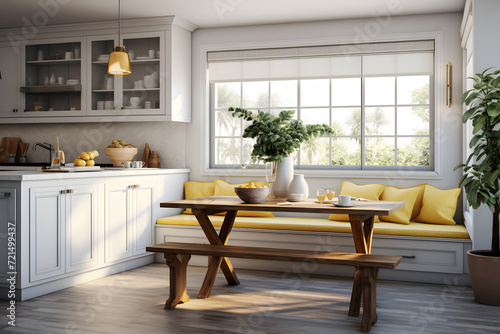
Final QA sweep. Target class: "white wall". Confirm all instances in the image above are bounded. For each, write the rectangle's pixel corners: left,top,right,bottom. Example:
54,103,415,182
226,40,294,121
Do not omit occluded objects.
0,122,186,168
188,13,465,221
462,0,500,249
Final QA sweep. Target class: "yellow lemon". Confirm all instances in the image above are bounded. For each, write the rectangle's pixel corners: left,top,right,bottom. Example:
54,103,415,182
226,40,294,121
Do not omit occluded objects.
74,158,86,167
86,159,95,166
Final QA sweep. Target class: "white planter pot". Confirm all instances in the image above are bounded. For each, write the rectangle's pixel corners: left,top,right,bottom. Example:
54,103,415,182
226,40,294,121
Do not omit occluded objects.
272,157,293,198
288,174,309,199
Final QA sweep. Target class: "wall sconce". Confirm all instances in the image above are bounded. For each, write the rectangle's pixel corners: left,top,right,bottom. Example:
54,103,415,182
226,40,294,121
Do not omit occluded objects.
446,62,452,108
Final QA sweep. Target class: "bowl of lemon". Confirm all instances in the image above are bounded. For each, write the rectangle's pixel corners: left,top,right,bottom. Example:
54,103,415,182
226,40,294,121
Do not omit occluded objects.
234,182,269,204
104,140,138,167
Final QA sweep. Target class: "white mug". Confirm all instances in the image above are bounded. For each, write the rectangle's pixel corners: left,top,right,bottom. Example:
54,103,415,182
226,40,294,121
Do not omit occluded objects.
133,161,145,168
65,51,73,60
148,49,156,59
121,161,133,168
339,195,351,206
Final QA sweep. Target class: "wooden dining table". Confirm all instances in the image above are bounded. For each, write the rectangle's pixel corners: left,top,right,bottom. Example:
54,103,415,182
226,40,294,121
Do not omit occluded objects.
159,196,404,318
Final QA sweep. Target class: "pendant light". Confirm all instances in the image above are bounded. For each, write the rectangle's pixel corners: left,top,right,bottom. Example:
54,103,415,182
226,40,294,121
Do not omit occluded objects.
107,0,131,75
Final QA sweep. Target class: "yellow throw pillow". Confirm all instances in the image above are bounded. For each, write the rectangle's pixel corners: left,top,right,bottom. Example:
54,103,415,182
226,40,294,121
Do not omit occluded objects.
329,182,385,222
184,180,216,199
183,180,216,214
213,180,275,218
409,184,426,220
414,185,461,225
378,186,420,225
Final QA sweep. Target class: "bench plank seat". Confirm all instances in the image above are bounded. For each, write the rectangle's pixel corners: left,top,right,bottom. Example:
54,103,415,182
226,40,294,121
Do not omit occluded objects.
147,242,402,268
146,242,402,332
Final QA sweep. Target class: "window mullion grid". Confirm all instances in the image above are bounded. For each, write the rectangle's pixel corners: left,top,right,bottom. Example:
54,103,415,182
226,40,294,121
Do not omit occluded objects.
240,82,244,166
360,57,366,169
394,76,398,167
297,79,302,167
329,79,333,166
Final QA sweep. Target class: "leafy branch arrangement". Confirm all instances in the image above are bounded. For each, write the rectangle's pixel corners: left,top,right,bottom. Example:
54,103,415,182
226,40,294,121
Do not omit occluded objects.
229,107,335,163
454,68,500,255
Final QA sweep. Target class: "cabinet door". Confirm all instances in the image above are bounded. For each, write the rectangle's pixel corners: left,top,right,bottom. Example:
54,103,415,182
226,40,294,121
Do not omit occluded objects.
66,185,98,273
30,187,65,282
22,37,86,117
0,46,21,117
104,183,133,263
132,182,155,255
0,189,16,286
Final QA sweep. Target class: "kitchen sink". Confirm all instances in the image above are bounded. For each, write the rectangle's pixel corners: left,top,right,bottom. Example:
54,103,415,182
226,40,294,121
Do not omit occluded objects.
0,163,49,171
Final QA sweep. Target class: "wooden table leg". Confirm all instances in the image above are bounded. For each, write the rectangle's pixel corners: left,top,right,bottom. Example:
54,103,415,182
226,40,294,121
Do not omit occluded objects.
164,253,191,309
348,215,375,317
193,209,240,299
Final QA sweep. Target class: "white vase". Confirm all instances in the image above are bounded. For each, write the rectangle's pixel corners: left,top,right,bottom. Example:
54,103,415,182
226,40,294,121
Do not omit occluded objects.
49,74,56,85
288,174,309,199
272,156,293,198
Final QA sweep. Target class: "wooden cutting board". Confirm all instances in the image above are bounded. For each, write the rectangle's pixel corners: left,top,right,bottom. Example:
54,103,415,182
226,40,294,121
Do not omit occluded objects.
0,137,21,163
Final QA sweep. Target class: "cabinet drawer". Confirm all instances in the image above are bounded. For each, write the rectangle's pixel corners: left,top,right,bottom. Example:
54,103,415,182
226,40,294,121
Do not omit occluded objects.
371,238,465,274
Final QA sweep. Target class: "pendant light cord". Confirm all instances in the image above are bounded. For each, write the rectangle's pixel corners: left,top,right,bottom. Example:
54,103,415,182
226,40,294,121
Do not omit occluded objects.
118,0,121,45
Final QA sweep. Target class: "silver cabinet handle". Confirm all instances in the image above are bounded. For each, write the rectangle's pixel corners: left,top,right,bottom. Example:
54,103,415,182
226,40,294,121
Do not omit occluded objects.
402,255,416,259
60,189,75,194
0,192,12,198
129,185,140,189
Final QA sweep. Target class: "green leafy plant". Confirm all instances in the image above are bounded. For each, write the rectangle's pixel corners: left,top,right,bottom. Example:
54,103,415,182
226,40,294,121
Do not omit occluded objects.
229,107,335,163
455,68,500,255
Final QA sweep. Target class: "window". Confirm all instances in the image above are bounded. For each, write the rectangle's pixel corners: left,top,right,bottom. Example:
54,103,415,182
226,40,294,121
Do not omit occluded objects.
209,41,434,170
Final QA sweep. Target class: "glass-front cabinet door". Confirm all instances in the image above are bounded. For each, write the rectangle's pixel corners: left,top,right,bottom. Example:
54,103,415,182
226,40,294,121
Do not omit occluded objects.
88,35,119,114
87,32,164,116
21,37,86,117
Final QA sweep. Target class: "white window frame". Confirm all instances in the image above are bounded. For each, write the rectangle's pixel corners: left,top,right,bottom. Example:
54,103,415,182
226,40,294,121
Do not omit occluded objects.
198,32,443,180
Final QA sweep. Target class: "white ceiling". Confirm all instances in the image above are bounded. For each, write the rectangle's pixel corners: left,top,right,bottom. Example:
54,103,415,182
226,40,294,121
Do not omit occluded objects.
0,0,465,30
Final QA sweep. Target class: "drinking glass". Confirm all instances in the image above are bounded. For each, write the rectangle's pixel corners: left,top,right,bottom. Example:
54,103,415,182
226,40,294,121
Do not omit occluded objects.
316,188,326,204
325,188,336,201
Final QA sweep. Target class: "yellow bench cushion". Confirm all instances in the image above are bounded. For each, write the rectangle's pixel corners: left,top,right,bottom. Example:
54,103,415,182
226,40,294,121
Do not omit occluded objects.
157,214,470,239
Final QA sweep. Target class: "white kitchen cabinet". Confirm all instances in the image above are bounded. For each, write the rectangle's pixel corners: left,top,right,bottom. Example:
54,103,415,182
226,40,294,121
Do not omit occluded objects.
0,45,21,117
65,185,98,273
0,168,189,300
87,33,164,117
0,188,16,284
29,186,66,282
0,16,194,123
21,37,87,118
104,180,155,263
29,184,98,282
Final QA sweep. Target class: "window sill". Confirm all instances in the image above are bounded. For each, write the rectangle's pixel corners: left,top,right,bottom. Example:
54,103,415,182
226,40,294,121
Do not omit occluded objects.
202,168,441,180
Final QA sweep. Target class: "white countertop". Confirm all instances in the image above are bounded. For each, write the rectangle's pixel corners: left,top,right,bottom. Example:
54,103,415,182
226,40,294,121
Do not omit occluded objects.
0,168,190,181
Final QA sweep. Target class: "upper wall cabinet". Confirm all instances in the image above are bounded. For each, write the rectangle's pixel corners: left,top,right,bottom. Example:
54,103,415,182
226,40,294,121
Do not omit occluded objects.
0,16,195,123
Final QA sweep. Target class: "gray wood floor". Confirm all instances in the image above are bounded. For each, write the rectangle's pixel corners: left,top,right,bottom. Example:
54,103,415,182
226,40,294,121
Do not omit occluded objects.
1,264,499,334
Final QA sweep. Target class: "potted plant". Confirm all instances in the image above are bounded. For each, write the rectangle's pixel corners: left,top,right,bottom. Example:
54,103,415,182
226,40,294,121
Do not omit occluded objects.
455,68,500,305
230,107,334,197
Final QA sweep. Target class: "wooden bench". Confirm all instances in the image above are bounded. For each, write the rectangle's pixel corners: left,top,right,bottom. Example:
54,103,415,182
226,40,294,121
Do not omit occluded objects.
146,242,402,332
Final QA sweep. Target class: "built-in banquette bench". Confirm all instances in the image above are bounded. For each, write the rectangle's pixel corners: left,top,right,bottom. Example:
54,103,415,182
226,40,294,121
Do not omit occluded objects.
156,180,472,285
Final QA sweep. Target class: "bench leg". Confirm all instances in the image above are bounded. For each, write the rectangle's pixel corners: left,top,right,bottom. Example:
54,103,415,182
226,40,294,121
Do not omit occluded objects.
360,267,379,332
349,267,362,316
164,253,191,309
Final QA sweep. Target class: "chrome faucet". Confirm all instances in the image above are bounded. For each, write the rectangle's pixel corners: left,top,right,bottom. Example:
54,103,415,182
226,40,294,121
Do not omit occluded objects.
33,142,53,164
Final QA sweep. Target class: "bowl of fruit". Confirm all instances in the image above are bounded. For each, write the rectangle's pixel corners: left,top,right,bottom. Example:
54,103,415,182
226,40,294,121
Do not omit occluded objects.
104,140,138,167
234,182,269,204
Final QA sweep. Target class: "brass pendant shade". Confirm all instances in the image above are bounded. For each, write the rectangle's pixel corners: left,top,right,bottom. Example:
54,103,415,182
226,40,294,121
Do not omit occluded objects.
108,46,131,75
107,0,131,75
